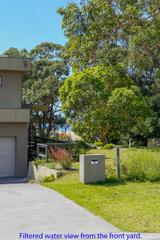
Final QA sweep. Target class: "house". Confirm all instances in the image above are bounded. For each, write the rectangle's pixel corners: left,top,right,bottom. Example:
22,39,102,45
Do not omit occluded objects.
0,56,31,178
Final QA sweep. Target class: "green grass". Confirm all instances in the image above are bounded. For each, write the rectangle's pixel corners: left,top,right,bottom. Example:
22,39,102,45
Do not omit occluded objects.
43,148,160,232
43,172,160,232
73,148,160,181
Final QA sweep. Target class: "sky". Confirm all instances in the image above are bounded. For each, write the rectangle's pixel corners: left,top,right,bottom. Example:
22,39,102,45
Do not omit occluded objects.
0,0,78,54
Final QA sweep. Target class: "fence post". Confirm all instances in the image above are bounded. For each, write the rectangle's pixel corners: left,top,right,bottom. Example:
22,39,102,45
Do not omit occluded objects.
45,145,49,161
116,147,120,180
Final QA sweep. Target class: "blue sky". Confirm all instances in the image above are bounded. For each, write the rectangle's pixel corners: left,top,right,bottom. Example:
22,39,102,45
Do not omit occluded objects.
0,0,78,54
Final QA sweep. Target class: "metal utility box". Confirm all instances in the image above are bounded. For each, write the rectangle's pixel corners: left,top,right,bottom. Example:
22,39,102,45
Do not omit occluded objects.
80,154,105,184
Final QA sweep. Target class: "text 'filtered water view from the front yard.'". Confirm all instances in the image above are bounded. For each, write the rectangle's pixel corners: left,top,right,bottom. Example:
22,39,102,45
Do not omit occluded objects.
0,0,160,237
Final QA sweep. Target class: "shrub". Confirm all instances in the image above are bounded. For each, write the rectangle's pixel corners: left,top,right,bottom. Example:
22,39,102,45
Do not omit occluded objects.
75,140,91,149
73,141,90,161
107,162,116,177
54,163,63,170
122,149,160,181
94,141,104,147
103,143,114,150
46,162,63,170
46,162,56,169
42,174,55,183
49,146,57,160
49,146,73,170
32,159,47,169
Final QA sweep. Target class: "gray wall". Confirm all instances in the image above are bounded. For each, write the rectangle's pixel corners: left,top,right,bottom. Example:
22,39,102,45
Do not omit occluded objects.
0,123,28,178
0,56,31,72
0,71,22,109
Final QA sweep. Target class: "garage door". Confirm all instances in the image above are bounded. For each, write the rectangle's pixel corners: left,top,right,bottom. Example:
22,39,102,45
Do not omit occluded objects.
0,137,15,177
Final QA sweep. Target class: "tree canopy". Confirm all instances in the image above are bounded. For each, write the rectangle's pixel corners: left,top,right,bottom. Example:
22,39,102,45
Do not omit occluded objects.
60,65,149,143
4,42,69,137
3,0,159,144
59,0,159,143
58,0,160,94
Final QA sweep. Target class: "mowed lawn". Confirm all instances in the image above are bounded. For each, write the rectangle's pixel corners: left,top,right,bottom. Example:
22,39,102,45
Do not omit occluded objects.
43,172,160,232
43,148,160,232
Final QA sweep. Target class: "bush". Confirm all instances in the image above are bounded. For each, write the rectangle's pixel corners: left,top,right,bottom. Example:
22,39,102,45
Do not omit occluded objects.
42,174,55,183
94,141,104,147
45,162,56,169
71,141,93,161
75,140,89,149
103,143,114,150
32,159,47,169
49,146,73,170
122,149,160,181
54,163,63,170
60,159,72,170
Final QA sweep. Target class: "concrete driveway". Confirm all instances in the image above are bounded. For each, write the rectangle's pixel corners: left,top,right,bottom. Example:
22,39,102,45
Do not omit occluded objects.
0,183,160,240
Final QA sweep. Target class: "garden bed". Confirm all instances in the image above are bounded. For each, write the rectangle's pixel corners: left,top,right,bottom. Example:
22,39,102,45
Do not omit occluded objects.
28,162,62,182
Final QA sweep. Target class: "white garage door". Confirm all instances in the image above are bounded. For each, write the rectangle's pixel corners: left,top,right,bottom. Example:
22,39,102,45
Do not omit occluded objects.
0,137,15,177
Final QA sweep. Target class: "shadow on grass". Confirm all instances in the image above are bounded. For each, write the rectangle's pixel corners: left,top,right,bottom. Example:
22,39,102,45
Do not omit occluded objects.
88,177,126,187
94,177,160,186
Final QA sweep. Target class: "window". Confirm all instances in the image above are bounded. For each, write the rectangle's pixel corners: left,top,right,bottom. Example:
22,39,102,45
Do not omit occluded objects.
0,76,2,87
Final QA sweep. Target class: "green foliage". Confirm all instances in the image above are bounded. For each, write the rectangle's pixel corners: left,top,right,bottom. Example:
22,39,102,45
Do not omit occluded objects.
47,159,71,171
58,0,160,92
3,48,29,58
75,140,90,149
94,141,104,147
32,159,47,169
122,149,160,182
102,144,114,150
106,86,151,135
73,141,91,161
32,159,64,171
88,148,160,182
53,163,63,171
58,0,158,73
50,147,73,170
42,174,55,183
45,162,56,169
4,43,69,138
24,42,69,137
58,0,129,70
46,162,63,171
58,0,160,140
60,65,135,143
60,159,72,170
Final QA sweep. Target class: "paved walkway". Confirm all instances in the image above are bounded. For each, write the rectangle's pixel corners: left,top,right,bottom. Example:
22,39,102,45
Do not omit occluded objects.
0,183,160,240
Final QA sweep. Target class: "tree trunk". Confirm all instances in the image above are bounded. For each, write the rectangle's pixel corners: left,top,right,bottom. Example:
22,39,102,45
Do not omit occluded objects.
128,134,132,148
99,127,107,144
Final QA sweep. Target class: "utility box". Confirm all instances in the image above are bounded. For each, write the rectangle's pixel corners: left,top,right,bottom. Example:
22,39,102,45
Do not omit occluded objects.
80,154,105,184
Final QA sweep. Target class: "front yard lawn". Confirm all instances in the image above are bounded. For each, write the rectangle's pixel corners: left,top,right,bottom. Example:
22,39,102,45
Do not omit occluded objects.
43,172,160,233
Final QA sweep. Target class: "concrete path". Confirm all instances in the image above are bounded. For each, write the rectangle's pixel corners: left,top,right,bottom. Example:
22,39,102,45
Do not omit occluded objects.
0,183,160,240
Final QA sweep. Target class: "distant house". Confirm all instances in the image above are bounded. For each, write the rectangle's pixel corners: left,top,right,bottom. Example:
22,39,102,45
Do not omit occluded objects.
0,56,31,178
55,130,81,141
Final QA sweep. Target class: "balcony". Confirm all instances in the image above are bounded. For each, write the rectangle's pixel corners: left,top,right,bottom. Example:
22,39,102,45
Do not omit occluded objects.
0,109,30,123
0,56,31,72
